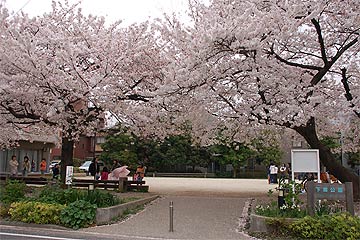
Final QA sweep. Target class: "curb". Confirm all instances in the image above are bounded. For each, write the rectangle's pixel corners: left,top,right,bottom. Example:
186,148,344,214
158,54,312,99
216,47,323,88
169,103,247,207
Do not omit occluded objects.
96,195,159,225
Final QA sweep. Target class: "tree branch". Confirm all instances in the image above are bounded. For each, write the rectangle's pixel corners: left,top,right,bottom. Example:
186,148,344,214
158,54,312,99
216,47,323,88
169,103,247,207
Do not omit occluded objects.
311,18,328,64
340,68,360,118
310,36,358,85
268,45,322,71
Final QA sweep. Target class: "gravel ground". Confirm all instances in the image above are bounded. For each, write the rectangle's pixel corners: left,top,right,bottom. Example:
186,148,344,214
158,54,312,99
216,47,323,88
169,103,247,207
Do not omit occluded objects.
143,177,276,197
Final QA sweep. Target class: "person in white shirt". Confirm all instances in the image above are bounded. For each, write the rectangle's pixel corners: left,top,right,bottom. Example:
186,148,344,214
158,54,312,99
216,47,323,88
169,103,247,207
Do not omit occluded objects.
269,163,278,184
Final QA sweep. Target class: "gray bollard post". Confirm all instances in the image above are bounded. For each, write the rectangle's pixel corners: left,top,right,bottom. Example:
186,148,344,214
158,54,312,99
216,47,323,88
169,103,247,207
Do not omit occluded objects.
169,201,174,232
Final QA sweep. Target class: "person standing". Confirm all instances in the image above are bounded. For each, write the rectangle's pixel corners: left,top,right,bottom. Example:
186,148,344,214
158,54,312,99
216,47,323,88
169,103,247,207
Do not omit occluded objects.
31,159,36,172
136,163,146,182
89,158,100,180
52,164,60,179
40,158,47,175
100,166,109,180
22,156,30,177
9,155,19,176
110,160,121,171
269,162,278,184
279,164,287,179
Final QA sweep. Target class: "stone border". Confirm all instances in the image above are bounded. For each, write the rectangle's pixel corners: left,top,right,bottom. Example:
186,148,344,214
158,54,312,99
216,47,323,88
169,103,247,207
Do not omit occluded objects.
249,213,298,232
248,198,299,233
96,195,159,225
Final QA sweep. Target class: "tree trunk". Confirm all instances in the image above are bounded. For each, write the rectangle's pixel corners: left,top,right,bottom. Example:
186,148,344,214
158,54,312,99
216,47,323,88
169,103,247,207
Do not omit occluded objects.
233,167,237,178
293,117,359,200
60,137,74,185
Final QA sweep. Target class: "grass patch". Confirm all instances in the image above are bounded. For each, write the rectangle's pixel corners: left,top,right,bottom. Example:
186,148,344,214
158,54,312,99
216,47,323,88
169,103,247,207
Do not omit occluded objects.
108,204,145,224
121,197,141,203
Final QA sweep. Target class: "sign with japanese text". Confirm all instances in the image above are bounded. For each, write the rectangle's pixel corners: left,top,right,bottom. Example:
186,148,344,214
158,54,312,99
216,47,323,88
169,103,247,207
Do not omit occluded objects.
307,181,354,216
65,166,74,185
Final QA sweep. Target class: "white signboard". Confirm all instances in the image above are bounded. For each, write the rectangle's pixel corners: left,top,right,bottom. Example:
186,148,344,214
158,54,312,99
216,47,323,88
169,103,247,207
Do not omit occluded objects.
65,166,74,185
291,149,320,182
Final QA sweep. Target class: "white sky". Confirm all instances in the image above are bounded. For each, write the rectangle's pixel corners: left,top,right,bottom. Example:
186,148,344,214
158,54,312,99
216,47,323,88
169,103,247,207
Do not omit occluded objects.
4,0,191,25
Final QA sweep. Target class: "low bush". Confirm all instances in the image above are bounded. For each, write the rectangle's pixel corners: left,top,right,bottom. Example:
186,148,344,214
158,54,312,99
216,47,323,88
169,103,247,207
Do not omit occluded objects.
6,185,122,228
38,185,120,208
60,200,96,229
255,201,307,218
0,180,26,204
314,200,343,216
85,190,122,208
256,181,307,219
289,212,360,240
0,204,10,218
8,201,65,224
38,185,85,204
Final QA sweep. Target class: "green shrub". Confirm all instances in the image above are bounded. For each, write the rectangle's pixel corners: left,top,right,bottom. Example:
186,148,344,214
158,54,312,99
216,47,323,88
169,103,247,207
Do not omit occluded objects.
255,201,307,218
265,218,293,235
38,186,119,208
289,212,360,240
8,201,65,224
0,204,10,218
38,185,85,205
0,180,26,204
314,200,343,216
72,158,82,167
85,190,122,208
256,181,306,219
60,200,96,229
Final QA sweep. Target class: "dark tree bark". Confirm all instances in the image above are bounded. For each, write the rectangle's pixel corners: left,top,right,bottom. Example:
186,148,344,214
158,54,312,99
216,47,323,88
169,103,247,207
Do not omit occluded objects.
60,137,74,185
293,117,359,200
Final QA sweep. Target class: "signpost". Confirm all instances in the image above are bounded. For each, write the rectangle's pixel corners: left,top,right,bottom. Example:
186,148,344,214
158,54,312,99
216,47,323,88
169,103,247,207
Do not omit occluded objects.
291,149,354,216
307,181,354,216
65,166,74,185
291,149,320,182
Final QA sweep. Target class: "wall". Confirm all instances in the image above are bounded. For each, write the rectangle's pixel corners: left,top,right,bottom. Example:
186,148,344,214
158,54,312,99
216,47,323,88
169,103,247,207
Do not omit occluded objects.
0,140,54,174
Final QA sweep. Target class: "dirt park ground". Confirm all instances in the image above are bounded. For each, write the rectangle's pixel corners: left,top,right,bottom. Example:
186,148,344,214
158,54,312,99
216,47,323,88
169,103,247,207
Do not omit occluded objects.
144,177,276,197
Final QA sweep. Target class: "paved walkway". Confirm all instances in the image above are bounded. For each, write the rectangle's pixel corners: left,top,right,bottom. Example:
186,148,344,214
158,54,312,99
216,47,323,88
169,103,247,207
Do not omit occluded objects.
82,177,271,239
83,195,255,240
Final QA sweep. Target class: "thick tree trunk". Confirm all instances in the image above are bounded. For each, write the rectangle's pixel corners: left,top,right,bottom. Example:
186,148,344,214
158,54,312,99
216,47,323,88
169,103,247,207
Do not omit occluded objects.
293,118,359,200
60,137,74,184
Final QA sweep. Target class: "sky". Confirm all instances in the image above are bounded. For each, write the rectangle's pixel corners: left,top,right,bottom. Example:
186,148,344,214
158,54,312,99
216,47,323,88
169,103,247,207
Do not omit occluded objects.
4,0,192,25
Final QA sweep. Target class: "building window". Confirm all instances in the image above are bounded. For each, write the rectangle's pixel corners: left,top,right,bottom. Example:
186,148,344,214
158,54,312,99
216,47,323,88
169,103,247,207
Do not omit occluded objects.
96,137,105,144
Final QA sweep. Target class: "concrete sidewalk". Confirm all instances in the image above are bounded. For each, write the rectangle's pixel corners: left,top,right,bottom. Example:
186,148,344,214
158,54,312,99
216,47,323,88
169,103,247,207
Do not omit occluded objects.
83,195,256,240
81,177,271,239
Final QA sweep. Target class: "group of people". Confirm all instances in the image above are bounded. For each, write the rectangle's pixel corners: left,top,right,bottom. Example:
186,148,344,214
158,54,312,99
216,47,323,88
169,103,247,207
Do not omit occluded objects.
88,158,146,182
9,155,47,176
88,158,119,180
268,163,291,184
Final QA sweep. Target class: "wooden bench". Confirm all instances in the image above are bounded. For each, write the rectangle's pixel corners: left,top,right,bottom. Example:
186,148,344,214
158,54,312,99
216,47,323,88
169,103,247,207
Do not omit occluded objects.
125,180,149,192
71,178,149,192
72,179,122,190
0,175,50,185
0,175,149,192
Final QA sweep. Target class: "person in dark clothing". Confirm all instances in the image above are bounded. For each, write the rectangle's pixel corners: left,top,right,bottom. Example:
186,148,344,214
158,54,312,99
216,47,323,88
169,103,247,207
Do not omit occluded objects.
110,160,121,171
89,158,100,180
52,164,60,179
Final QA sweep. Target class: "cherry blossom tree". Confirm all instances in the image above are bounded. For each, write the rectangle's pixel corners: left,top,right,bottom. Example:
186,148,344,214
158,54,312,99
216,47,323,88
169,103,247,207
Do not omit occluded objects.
0,1,166,182
157,0,360,198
